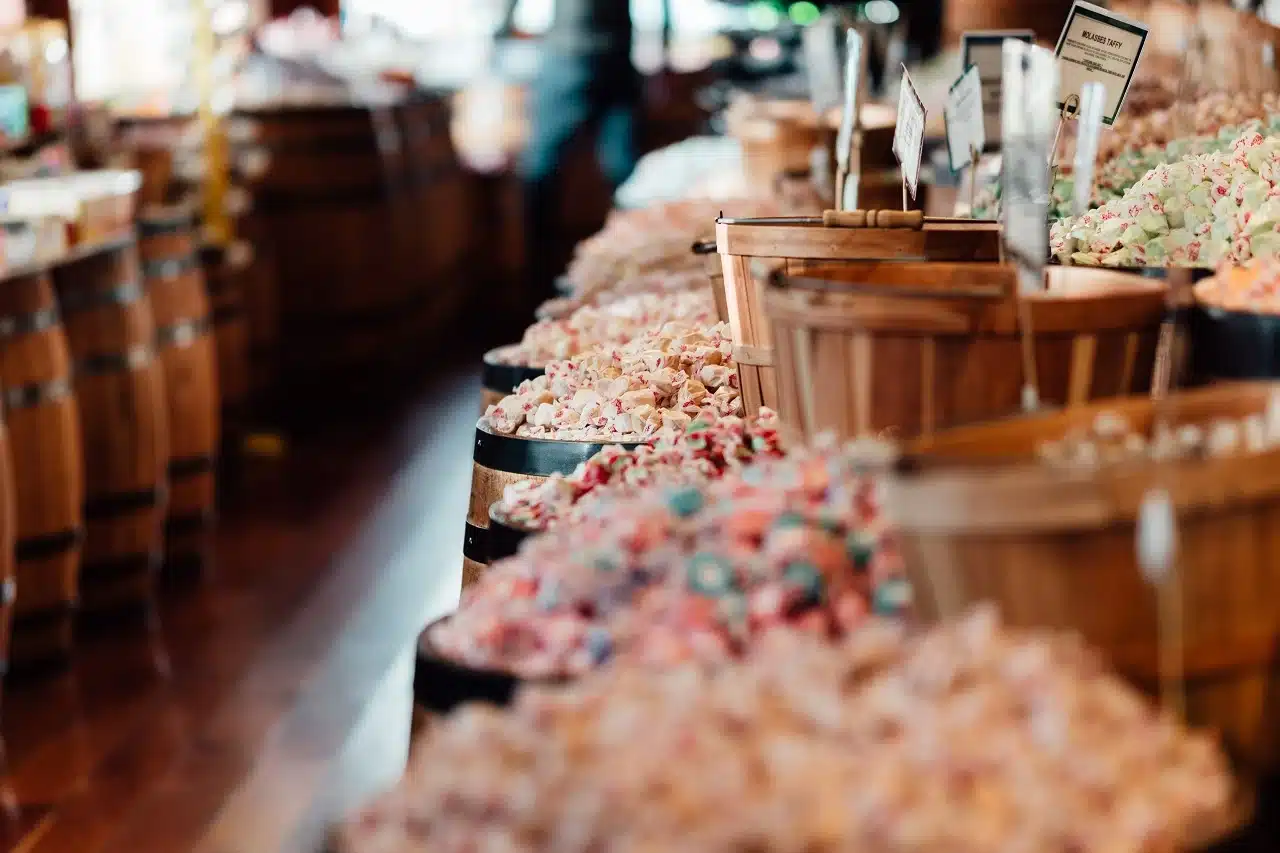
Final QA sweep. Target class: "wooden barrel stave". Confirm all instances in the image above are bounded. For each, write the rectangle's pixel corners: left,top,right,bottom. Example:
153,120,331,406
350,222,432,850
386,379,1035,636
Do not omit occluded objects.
141,212,219,580
202,242,251,452
0,271,83,665
53,243,168,613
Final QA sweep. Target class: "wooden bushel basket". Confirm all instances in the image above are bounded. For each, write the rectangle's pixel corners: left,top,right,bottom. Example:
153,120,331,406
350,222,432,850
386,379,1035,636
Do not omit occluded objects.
763,264,1167,440
715,215,1004,419
884,382,1280,775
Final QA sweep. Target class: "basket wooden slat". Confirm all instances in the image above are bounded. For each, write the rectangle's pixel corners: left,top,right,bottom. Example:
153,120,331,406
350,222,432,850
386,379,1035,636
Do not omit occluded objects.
885,382,1280,774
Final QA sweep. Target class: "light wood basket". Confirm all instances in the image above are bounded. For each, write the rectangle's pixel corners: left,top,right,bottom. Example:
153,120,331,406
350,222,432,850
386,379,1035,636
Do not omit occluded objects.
884,382,1280,774
763,263,1168,440
715,216,1004,420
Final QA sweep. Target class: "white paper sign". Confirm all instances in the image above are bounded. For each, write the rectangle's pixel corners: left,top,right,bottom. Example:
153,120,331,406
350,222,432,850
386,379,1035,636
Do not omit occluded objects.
962,30,1034,149
1071,81,1107,217
835,28,865,174
1053,0,1149,125
802,14,843,116
1001,41,1058,288
892,66,926,201
944,65,985,173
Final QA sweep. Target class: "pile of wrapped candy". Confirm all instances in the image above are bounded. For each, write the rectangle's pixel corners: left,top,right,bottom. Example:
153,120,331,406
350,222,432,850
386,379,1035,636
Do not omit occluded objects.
562,198,781,302
430,442,902,679
1039,401,1280,469
492,409,788,531
1097,90,1280,167
1051,129,1280,267
484,322,741,442
535,267,711,322
345,608,1233,853
1196,256,1280,313
490,289,718,368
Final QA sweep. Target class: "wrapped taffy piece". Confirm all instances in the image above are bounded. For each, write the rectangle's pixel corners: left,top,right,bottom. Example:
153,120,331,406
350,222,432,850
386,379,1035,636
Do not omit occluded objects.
1052,130,1280,267
484,322,741,442
345,608,1234,853
433,440,900,679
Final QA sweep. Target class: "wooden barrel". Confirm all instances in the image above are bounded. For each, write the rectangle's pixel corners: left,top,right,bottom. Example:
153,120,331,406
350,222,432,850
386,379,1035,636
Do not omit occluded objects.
479,347,545,416
397,97,473,341
465,424,642,586
53,240,168,613
201,241,252,452
884,381,1280,774
715,216,1004,416
0,271,82,666
0,428,15,680
244,104,421,388
139,210,219,580
762,263,1165,440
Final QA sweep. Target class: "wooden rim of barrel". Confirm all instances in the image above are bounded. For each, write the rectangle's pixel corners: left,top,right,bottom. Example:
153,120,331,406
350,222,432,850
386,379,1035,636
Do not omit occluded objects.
473,421,644,477
886,381,1280,534
482,346,546,396
137,202,198,234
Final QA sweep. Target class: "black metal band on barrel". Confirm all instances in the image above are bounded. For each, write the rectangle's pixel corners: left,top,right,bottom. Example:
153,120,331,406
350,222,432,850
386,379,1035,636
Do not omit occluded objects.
138,214,195,236
142,255,199,281
472,426,642,478
169,454,215,480
165,509,214,537
463,521,487,564
486,513,532,564
79,551,159,584
4,376,72,411
481,357,545,396
15,527,84,562
58,280,145,315
84,486,163,521
554,275,575,296
12,600,75,630
155,317,212,349
0,306,59,339
76,345,155,376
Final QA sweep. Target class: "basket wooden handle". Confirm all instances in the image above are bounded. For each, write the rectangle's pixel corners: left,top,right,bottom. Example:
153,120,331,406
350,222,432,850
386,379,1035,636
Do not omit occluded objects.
822,209,925,230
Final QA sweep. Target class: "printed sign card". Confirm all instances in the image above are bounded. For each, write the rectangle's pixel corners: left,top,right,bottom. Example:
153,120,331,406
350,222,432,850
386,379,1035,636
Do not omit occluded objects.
802,13,843,115
892,66,926,202
944,64,985,173
1053,0,1148,125
961,30,1034,148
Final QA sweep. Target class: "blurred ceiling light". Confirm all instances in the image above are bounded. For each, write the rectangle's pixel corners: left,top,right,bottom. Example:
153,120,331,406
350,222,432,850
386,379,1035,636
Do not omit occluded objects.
747,36,782,62
212,0,250,35
746,2,782,31
864,0,900,25
789,2,820,26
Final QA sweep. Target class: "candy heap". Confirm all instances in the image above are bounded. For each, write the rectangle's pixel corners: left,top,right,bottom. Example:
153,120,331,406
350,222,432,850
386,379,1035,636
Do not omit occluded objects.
347,608,1233,853
1051,129,1280,267
484,322,741,442
493,408,788,531
1196,256,1280,313
1098,91,1280,166
563,198,780,303
490,289,718,368
1038,403,1280,469
430,442,901,679
536,267,710,322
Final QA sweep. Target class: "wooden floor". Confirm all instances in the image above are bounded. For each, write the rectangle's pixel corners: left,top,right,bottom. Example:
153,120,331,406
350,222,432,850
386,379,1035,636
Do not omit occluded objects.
0,360,482,853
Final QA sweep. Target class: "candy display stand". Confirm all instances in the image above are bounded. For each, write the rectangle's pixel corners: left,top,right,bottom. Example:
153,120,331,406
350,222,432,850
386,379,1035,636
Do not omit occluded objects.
764,264,1167,440
478,346,545,417
464,424,644,586
885,381,1280,776
715,212,1003,417
1190,265,1280,383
